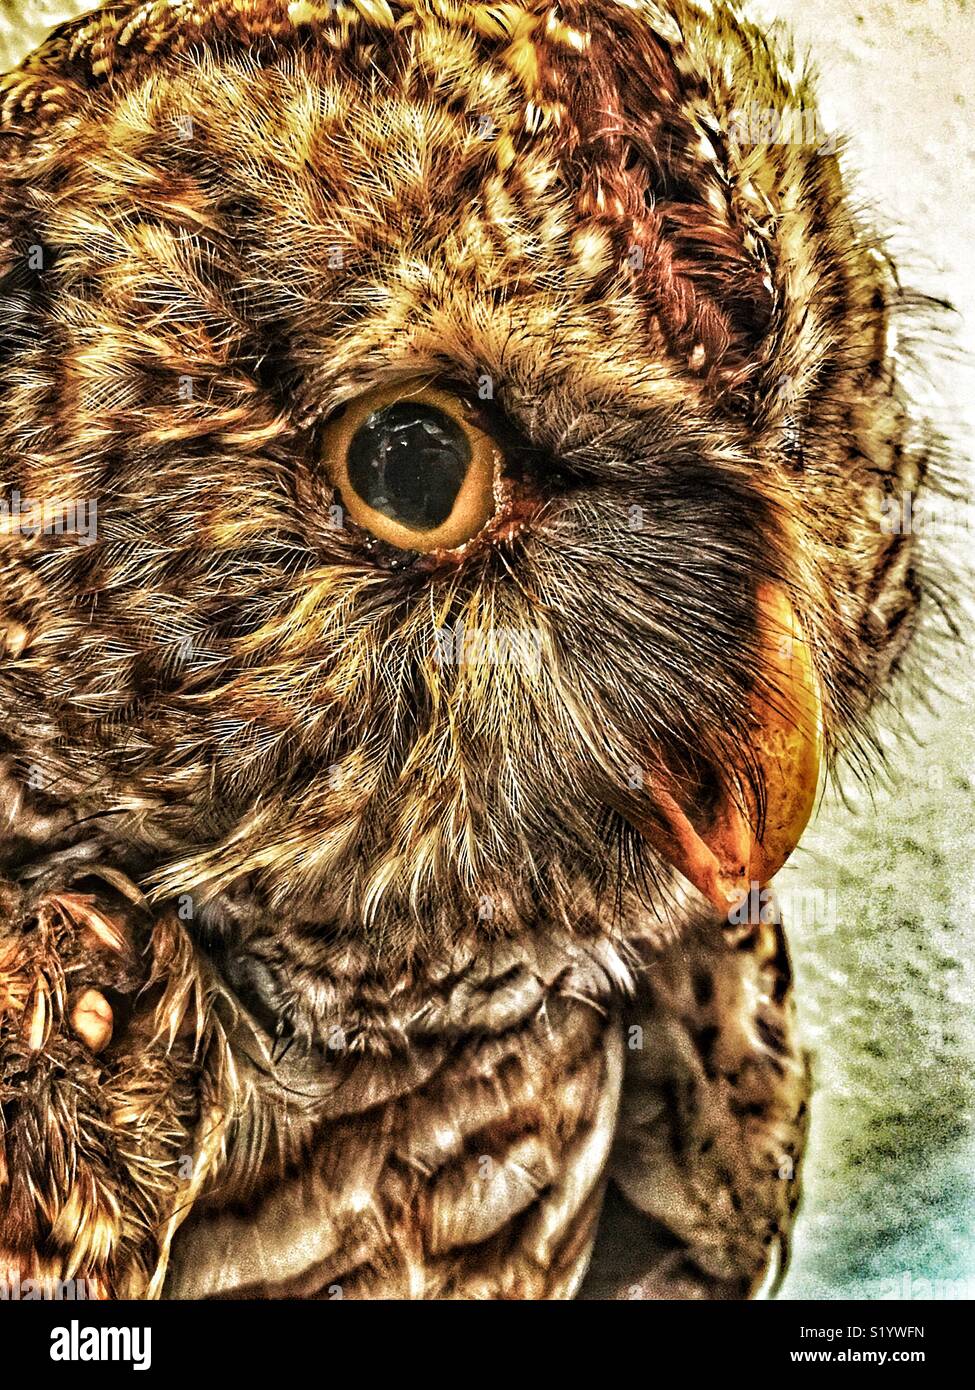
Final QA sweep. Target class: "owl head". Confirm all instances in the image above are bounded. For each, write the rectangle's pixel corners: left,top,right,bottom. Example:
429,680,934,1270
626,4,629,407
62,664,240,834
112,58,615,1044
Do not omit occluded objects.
0,0,926,955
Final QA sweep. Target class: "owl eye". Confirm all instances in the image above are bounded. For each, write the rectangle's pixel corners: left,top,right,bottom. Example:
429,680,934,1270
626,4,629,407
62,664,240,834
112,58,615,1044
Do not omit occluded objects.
321,380,500,552
348,403,468,530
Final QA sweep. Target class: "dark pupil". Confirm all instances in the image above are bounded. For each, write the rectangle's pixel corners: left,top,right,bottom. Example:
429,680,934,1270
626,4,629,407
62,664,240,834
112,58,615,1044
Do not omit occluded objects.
346,403,471,531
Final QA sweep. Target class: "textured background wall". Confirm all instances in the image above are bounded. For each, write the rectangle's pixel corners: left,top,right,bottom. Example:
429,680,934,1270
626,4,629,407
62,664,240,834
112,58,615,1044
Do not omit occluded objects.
754,0,975,1300
1,0,972,1300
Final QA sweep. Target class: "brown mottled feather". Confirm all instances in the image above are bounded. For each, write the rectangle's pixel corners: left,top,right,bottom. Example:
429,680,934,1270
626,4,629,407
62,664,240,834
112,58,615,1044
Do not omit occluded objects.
0,0,941,1297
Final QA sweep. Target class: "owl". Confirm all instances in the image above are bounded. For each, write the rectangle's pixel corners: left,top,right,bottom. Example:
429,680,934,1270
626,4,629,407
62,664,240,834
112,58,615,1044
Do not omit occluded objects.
0,0,936,1300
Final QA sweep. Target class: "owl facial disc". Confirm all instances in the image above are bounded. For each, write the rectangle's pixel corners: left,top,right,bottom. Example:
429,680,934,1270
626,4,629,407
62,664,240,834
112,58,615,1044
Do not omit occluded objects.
633,583,824,916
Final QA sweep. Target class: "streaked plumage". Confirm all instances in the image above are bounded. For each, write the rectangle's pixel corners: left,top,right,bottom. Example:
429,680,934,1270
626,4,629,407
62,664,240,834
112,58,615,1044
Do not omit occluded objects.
0,0,939,1297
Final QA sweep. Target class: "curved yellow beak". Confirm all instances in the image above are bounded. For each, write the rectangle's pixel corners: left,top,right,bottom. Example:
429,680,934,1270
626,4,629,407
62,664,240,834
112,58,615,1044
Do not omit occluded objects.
634,583,824,916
